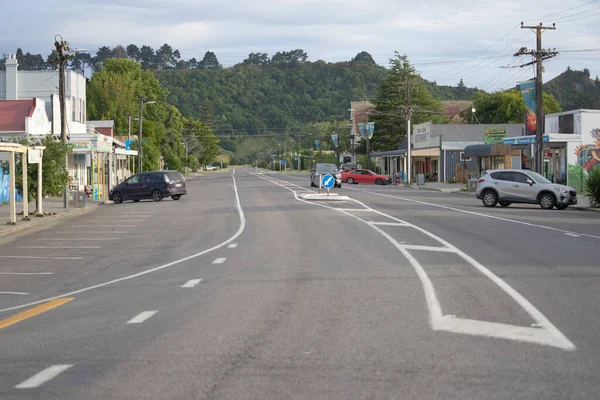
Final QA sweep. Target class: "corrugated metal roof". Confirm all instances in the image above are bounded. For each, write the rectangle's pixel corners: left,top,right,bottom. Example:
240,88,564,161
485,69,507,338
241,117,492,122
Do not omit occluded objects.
442,141,482,150
0,99,35,132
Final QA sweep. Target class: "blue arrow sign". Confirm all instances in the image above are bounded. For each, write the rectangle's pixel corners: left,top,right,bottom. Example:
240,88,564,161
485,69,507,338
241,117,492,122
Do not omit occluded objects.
321,174,335,189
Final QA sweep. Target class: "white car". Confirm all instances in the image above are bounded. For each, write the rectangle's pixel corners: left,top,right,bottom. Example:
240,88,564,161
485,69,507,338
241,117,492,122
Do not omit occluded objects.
205,165,217,171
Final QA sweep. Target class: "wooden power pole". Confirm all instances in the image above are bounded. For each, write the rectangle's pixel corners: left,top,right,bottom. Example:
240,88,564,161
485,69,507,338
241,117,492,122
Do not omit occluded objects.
515,22,557,174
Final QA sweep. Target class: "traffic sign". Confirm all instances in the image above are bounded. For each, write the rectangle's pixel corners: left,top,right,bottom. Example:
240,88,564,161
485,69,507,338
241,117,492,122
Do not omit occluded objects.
280,159,287,164
321,174,335,189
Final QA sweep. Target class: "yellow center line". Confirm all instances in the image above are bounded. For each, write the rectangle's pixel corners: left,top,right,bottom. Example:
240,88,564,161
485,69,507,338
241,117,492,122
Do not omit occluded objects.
0,298,74,330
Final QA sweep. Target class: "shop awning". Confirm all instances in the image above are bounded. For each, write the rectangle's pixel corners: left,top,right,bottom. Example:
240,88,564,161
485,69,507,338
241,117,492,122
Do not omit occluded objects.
411,147,440,157
464,143,514,157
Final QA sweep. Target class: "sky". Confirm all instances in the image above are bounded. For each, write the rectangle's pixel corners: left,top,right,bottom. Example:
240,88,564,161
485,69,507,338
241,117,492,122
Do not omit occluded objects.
2,0,599,92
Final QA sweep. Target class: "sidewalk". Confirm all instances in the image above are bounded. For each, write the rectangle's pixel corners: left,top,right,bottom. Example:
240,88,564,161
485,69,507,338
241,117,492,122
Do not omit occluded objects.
399,182,600,212
0,196,96,238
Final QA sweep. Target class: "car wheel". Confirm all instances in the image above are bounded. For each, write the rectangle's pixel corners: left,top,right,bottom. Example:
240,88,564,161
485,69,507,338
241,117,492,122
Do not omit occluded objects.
482,190,498,207
499,201,511,207
375,178,383,185
112,191,123,204
556,204,568,210
133,199,140,202
152,189,163,202
346,178,354,184
539,193,556,210
171,195,181,200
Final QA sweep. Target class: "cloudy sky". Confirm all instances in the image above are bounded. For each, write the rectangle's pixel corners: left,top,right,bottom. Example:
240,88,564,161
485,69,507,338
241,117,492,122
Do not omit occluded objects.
2,0,599,91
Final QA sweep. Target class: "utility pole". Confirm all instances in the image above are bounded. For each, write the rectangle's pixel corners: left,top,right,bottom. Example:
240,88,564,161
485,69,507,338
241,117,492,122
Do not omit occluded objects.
364,100,371,170
126,113,132,141
137,95,145,173
297,134,302,171
52,35,71,209
400,76,416,185
515,22,557,174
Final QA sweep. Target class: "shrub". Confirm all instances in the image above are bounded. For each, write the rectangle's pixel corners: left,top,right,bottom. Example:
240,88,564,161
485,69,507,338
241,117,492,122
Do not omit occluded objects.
583,167,600,207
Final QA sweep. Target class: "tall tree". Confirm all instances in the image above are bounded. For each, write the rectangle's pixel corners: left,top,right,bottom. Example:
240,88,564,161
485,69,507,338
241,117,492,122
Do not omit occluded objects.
465,89,561,123
126,44,140,60
368,52,447,152
155,43,174,69
139,45,155,69
351,51,376,65
243,52,269,65
93,46,112,71
271,49,308,64
183,118,219,166
111,45,127,59
69,52,92,75
200,51,220,69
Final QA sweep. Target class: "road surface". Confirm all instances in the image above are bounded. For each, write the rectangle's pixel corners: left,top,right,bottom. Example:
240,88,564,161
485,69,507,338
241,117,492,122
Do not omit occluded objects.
1,168,599,399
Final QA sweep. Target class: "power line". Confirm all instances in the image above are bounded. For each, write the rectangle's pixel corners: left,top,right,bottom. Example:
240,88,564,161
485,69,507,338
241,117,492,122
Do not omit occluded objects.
524,0,598,21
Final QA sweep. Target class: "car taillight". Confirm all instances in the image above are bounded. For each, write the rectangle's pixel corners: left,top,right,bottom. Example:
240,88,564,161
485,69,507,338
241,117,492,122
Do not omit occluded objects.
477,178,485,184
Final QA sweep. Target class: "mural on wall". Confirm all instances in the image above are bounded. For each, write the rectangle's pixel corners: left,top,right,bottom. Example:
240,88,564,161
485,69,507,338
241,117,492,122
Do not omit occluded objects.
0,173,23,204
570,128,600,191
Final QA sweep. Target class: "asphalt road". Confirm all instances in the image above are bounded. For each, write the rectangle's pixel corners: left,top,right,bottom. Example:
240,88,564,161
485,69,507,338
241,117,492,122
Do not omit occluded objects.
1,168,599,399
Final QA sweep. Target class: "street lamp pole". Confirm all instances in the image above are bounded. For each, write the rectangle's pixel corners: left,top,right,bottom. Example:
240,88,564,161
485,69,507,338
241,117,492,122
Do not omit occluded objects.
137,96,155,173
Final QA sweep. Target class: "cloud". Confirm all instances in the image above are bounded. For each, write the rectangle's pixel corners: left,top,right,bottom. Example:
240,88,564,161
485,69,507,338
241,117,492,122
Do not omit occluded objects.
1,0,598,90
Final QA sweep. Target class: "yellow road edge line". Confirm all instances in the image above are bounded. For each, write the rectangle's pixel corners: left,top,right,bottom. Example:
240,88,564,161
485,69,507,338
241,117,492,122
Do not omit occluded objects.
0,298,74,330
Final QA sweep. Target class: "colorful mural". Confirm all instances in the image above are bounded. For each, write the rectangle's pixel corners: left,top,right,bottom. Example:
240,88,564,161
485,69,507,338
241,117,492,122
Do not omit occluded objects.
571,129,600,191
0,173,23,204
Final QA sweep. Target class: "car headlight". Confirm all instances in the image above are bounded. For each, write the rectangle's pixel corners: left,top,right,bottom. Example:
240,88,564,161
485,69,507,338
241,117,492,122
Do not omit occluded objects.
560,189,568,194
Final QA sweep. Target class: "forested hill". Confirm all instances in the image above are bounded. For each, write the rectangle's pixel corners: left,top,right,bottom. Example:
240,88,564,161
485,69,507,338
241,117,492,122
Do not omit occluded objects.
544,67,600,111
155,59,478,134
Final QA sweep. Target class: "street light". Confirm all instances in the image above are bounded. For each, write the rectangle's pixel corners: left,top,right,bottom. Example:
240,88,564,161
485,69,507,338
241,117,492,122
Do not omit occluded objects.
137,96,156,173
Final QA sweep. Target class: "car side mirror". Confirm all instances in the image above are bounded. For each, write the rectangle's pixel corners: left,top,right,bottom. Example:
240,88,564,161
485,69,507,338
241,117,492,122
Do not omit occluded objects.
526,179,533,186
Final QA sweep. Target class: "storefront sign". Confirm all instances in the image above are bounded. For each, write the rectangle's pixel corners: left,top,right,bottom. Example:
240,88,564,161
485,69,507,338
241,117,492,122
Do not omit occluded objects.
71,141,91,151
413,122,431,149
503,135,549,145
484,126,507,144
28,149,41,164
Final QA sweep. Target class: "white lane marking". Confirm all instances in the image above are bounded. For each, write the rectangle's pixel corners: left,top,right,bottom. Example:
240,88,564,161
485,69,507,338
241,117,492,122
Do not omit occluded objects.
259,174,576,351
71,225,138,228
18,246,101,249
53,231,128,234
0,174,246,314
127,311,158,324
15,365,73,389
232,168,236,175
0,272,54,275
227,243,238,248
336,208,377,212
400,244,456,252
369,221,411,227
181,279,202,288
346,187,600,241
564,233,581,237
0,291,29,295
37,238,118,241
0,256,83,260
213,258,227,264
86,219,144,222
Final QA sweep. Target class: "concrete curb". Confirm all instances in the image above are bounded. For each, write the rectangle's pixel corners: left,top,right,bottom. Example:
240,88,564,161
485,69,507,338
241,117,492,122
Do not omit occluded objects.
0,206,95,238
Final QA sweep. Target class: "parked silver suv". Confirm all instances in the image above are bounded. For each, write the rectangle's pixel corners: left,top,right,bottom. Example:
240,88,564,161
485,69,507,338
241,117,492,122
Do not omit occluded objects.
476,169,577,210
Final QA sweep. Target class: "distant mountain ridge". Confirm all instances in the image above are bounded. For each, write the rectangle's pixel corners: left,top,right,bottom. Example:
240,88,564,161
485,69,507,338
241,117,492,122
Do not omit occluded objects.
544,67,600,111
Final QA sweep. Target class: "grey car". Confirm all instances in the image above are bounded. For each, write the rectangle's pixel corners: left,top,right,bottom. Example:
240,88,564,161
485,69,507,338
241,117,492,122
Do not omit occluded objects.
310,163,342,188
476,169,577,210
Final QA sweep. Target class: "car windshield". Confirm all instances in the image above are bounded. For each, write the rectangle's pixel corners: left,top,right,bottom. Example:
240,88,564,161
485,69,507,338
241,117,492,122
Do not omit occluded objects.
316,165,339,173
527,172,551,184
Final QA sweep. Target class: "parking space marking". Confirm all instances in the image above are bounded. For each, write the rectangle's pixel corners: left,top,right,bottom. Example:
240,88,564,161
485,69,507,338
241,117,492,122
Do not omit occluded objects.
71,225,138,228
127,311,157,324
259,174,577,351
369,221,411,227
0,272,54,275
564,233,581,237
227,243,238,248
0,298,74,330
37,238,118,241
0,291,29,295
400,244,456,252
181,279,202,288
53,231,128,234
19,246,102,249
213,258,227,264
15,364,73,389
0,256,83,260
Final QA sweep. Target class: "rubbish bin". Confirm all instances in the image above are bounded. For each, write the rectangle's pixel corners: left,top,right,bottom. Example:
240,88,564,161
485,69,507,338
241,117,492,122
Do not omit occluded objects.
416,174,425,186
468,179,478,192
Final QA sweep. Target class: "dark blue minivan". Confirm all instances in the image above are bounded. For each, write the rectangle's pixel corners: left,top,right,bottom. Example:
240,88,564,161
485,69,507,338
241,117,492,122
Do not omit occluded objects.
109,170,187,204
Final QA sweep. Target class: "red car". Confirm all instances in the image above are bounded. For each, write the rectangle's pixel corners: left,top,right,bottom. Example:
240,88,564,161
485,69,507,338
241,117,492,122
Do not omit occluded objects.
342,169,389,185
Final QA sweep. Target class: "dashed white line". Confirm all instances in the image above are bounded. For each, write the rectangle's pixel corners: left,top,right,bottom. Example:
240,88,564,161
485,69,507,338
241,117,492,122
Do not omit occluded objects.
181,279,203,288
400,244,456,252
18,246,101,249
0,256,82,260
227,243,238,248
15,364,73,389
127,311,158,324
369,221,411,227
0,291,29,295
564,233,581,237
0,272,54,275
213,258,227,264
71,225,138,228
37,238,118,241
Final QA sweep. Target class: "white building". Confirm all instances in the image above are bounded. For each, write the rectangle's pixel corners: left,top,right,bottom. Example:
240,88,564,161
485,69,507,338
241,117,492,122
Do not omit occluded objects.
0,54,86,136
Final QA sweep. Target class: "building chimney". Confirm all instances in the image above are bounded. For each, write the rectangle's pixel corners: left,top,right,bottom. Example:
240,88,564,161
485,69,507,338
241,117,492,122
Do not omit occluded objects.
5,54,18,100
